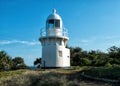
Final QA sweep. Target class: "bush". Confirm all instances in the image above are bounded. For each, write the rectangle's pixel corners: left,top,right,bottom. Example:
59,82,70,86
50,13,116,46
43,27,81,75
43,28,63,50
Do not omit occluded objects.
82,58,91,66
105,62,112,68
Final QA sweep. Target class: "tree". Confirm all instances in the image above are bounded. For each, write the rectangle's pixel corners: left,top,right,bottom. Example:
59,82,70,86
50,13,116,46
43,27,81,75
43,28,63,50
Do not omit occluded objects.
108,46,120,58
0,51,13,70
87,50,107,66
70,46,109,66
107,46,120,65
12,57,27,69
82,58,91,66
34,58,41,68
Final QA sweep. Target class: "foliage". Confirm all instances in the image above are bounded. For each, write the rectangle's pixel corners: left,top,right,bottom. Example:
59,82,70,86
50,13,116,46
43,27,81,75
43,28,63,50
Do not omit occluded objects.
0,51,13,70
83,66,120,80
0,50,28,71
105,62,112,68
108,46,120,64
69,46,120,67
34,58,41,68
12,57,27,70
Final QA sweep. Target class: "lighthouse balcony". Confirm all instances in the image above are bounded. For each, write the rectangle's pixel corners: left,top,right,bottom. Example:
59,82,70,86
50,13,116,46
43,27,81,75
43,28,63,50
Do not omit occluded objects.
40,27,68,38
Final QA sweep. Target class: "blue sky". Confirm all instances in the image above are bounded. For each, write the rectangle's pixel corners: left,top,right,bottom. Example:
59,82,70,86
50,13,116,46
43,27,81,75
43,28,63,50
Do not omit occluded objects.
0,0,120,66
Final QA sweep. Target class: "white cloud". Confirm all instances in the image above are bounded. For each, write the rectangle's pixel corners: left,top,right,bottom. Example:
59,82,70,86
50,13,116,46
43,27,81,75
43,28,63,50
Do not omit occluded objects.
79,39,90,46
80,40,89,43
104,35,120,40
80,37,96,45
0,40,40,45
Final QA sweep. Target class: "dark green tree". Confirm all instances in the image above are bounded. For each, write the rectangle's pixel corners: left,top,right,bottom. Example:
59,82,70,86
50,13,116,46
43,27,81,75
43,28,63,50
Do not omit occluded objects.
108,46,120,64
12,57,27,69
34,58,42,68
0,51,13,70
70,46,109,66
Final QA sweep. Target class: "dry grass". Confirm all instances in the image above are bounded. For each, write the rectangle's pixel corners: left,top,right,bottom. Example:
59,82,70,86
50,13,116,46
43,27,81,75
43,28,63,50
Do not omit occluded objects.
0,69,112,86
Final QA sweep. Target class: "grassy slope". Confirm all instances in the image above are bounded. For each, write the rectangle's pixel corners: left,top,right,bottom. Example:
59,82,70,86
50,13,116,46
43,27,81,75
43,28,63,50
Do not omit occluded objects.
82,66,120,80
0,70,26,78
0,67,113,86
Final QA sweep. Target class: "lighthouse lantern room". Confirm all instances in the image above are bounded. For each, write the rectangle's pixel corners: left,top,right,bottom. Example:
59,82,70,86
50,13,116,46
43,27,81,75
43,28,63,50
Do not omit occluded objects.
39,9,70,68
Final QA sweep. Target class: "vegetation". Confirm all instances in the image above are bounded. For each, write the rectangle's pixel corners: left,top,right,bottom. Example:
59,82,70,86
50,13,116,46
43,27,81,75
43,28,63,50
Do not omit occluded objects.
0,51,13,70
0,51,28,71
70,46,120,67
34,58,41,68
68,46,120,81
1,45,120,86
12,57,28,69
0,69,25,78
33,46,120,69
83,66,120,80
0,69,112,86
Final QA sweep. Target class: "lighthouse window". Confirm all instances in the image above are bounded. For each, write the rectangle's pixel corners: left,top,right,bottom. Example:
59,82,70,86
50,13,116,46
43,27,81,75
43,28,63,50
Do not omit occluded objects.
48,20,54,28
59,51,62,57
58,40,62,45
55,20,60,28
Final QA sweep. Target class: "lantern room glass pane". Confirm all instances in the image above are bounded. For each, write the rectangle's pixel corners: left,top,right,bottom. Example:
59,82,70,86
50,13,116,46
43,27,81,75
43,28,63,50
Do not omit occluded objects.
47,19,60,28
48,20,54,28
55,20,60,28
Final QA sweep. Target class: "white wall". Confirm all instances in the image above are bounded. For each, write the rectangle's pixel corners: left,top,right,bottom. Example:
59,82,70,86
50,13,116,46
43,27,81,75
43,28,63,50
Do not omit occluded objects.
46,29,62,36
42,45,57,67
41,38,70,68
63,48,70,67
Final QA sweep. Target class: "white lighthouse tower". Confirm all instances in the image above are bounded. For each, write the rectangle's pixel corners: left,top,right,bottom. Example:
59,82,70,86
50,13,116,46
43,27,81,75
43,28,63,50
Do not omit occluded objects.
39,9,70,68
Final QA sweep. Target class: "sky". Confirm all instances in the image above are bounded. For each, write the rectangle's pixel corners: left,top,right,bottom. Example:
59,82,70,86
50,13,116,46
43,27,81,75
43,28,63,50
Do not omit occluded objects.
0,0,120,66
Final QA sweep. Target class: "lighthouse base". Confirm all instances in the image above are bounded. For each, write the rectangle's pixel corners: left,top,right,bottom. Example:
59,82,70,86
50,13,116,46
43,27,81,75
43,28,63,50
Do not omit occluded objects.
41,66,70,69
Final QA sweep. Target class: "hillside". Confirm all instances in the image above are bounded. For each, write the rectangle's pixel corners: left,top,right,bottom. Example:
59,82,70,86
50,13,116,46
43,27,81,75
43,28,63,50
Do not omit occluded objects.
0,68,113,86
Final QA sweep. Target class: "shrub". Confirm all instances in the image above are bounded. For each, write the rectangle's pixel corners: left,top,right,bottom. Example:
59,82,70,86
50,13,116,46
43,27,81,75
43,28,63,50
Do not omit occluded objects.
82,58,91,66
105,62,112,68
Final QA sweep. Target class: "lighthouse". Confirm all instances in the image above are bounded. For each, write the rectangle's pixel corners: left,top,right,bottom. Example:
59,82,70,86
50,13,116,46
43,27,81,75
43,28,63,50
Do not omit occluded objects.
39,9,70,68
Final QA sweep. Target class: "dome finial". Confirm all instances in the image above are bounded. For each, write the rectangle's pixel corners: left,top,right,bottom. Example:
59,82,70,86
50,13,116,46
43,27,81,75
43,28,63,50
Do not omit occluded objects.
53,8,56,14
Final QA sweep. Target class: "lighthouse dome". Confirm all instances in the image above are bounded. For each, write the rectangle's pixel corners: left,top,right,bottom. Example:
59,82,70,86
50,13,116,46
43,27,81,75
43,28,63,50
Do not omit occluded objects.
46,9,63,30
47,9,62,21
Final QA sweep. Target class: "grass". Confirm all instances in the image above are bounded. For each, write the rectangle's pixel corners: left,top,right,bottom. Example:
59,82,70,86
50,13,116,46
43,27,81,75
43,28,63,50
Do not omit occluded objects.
0,69,26,78
83,66,120,80
0,67,113,86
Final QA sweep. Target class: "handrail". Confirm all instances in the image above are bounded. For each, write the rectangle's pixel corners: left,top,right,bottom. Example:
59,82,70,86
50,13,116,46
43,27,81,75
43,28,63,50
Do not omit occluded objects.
40,27,69,37
40,27,46,36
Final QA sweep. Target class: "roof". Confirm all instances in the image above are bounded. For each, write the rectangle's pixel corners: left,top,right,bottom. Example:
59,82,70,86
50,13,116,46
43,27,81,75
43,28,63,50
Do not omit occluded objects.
47,9,62,21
